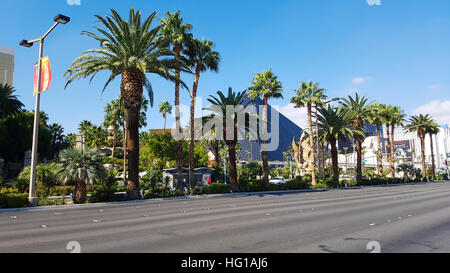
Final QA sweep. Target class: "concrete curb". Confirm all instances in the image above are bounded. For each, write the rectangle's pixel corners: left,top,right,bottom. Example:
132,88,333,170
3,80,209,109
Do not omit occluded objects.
1,181,447,213
0,188,327,213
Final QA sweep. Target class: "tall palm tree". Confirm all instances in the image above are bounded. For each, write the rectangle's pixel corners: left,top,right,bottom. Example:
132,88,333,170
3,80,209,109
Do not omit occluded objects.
404,114,434,179
367,103,386,176
316,105,364,186
248,70,283,187
290,81,326,186
426,120,440,179
104,97,125,159
203,88,255,192
57,148,106,204
65,9,186,200
49,123,64,160
387,106,406,177
78,120,93,134
0,83,24,118
340,93,373,181
159,10,193,189
158,101,172,133
185,38,220,186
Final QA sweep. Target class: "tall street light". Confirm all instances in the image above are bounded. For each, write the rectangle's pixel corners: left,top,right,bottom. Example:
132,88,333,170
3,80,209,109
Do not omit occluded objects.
314,97,340,179
20,14,70,206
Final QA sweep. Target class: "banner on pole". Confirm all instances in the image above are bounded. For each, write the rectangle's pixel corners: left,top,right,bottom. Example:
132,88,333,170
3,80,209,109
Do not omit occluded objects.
33,56,51,96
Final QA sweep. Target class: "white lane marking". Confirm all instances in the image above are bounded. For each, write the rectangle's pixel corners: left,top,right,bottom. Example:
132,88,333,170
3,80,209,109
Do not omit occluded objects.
408,214,412,217
40,225,47,228
369,223,376,226
54,212,62,215
265,214,271,216
92,219,101,223
99,209,104,212
10,216,17,219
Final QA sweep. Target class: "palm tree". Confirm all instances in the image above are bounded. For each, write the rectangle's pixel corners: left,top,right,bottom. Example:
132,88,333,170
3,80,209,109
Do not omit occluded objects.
78,120,93,134
290,81,326,186
0,83,24,118
185,38,220,186
248,70,283,187
367,103,386,176
49,123,64,160
158,101,173,133
387,105,406,177
404,114,434,179
103,97,125,159
426,120,440,179
159,10,193,189
203,88,255,192
65,9,186,200
340,93,373,181
316,105,364,186
57,148,106,204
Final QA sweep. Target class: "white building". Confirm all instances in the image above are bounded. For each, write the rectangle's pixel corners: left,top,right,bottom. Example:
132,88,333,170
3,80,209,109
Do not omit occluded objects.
0,46,14,86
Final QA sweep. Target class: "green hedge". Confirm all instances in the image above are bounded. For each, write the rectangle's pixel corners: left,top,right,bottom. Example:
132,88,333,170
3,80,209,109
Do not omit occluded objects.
202,183,231,194
0,189,29,208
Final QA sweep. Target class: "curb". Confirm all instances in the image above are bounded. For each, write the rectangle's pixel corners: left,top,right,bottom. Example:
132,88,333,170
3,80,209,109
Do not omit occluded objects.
0,188,327,213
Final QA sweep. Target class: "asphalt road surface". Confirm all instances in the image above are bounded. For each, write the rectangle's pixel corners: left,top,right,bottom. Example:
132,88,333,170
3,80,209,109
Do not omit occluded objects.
1,182,450,253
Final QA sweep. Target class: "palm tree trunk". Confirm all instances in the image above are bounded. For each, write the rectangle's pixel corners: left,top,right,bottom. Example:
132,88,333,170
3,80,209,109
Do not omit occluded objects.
386,124,392,177
389,124,395,177
262,96,270,187
173,43,184,190
121,68,143,200
123,124,127,184
321,143,325,176
73,180,87,204
330,137,339,187
376,121,383,176
189,64,201,188
307,103,317,186
356,139,362,181
163,114,167,133
419,133,426,179
227,141,239,192
429,133,436,179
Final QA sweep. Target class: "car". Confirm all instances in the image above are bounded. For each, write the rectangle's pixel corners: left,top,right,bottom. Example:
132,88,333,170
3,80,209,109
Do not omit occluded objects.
269,177,288,184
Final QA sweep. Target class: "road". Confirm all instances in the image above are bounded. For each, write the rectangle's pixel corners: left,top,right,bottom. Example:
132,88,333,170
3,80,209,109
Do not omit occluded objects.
1,182,450,253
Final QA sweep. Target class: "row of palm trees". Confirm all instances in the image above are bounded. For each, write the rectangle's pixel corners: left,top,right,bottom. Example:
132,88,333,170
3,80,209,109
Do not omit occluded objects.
63,8,442,199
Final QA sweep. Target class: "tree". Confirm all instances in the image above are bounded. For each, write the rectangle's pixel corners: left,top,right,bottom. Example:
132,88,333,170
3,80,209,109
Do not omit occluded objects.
290,81,326,186
159,10,193,189
248,70,283,187
65,9,186,200
367,103,387,176
316,105,364,186
57,148,106,204
386,105,406,177
49,123,65,160
0,83,24,118
203,88,255,192
184,38,221,187
340,93,373,181
78,120,93,134
103,97,125,159
158,101,173,133
426,120,440,179
404,114,434,179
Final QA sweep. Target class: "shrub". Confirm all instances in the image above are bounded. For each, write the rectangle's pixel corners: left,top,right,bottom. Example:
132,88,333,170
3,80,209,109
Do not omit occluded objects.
38,198,61,207
202,183,231,194
88,187,124,203
0,189,29,208
312,183,328,189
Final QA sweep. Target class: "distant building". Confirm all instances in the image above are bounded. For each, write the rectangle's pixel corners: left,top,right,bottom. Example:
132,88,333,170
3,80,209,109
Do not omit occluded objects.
338,123,381,153
0,46,14,86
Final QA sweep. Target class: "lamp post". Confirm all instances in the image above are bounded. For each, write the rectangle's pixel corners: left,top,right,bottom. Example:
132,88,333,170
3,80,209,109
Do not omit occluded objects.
20,14,70,206
314,97,340,179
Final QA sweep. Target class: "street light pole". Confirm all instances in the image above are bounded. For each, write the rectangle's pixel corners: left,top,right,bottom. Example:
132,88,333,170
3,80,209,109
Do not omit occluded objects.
20,14,70,206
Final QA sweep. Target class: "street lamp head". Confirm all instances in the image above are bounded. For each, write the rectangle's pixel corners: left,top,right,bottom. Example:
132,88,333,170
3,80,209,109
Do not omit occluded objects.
19,40,33,48
54,14,70,24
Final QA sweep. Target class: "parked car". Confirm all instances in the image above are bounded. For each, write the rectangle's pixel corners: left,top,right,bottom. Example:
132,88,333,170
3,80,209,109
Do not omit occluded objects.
269,177,288,184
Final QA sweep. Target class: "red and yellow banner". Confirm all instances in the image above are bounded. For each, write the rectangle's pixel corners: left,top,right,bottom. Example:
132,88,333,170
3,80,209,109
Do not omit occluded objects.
33,56,51,96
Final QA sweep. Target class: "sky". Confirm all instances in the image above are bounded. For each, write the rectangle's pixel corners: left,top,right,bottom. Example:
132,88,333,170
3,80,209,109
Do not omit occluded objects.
1,0,449,134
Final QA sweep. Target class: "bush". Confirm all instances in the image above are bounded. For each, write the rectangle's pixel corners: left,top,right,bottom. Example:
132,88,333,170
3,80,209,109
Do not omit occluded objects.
0,189,29,208
202,183,231,194
38,198,61,207
312,183,328,189
143,187,186,199
88,187,125,203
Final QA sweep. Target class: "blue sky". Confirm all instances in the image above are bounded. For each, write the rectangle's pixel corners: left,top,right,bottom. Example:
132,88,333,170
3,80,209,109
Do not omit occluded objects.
1,0,449,134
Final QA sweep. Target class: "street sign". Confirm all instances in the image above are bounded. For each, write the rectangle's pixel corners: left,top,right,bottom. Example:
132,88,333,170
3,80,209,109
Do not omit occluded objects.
33,56,51,95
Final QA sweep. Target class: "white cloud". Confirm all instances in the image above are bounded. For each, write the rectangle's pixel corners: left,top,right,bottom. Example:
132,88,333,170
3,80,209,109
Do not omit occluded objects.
411,100,450,125
280,103,309,129
352,76,373,84
367,0,381,6
428,84,441,90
